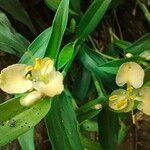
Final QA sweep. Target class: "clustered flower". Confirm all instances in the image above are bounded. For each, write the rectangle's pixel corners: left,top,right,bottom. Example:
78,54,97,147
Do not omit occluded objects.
0,57,64,106
109,62,150,116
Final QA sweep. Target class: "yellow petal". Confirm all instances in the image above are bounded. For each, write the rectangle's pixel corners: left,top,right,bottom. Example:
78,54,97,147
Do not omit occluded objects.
138,87,150,115
0,64,33,93
41,57,54,75
31,57,54,81
109,89,128,110
20,91,43,106
116,62,144,88
33,71,64,97
140,87,150,101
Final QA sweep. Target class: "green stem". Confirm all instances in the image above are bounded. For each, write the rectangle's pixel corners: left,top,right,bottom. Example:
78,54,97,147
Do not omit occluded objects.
88,35,118,60
108,27,119,41
92,74,106,97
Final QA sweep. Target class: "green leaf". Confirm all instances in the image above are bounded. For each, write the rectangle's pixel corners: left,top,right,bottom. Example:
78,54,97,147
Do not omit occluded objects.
0,10,12,29
57,43,74,70
0,11,29,56
73,68,91,102
0,0,36,34
76,0,111,39
45,91,84,150
46,0,69,61
144,66,150,84
70,0,81,13
0,23,29,56
44,0,80,14
118,121,129,144
44,0,61,11
98,109,119,150
125,33,150,54
78,45,116,90
81,135,101,150
19,27,52,65
81,120,98,132
114,39,132,50
0,96,51,146
77,97,104,123
98,56,144,74
18,128,35,150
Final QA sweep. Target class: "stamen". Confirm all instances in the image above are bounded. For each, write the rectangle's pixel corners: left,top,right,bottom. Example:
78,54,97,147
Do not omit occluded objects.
109,95,117,101
26,74,31,80
117,99,126,109
127,86,134,93
25,65,33,72
34,58,41,70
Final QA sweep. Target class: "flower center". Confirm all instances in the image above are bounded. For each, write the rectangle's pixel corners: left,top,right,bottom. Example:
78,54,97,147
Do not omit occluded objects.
34,58,42,70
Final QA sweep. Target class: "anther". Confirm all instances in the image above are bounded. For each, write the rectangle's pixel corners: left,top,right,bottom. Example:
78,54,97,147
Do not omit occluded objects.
117,99,126,109
25,65,33,72
26,74,31,80
34,58,41,70
109,95,117,101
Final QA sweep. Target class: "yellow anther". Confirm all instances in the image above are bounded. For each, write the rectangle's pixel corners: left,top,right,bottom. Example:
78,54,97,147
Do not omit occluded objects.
34,58,41,70
26,74,31,80
127,86,134,93
25,65,33,72
109,95,117,101
117,99,126,109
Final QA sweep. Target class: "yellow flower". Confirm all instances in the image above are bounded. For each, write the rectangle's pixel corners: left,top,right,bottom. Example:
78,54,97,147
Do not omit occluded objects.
138,87,150,116
109,89,133,112
116,62,144,88
0,57,64,106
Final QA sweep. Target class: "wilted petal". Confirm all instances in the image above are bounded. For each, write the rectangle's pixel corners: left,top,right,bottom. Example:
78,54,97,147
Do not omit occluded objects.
116,62,144,88
34,71,64,97
0,64,33,93
20,91,43,106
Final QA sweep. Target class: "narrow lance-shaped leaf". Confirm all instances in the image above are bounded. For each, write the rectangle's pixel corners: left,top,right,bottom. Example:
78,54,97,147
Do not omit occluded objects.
46,0,69,61
98,109,119,150
18,27,52,150
125,33,150,54
0,96,51,146
76,0,111,39
0,0,36,34
19,27,52,65
57,43,74,70
0,11,29,56
45,91,84,150
18,128,35,150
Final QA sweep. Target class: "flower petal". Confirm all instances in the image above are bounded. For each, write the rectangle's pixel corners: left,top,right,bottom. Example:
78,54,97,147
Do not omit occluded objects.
138,87,150,115
20,91,43,106
0,64,33,93
41,57,54,75
109,89,128,110
32,57,54,81
116,62,144,88
34,71,64,97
